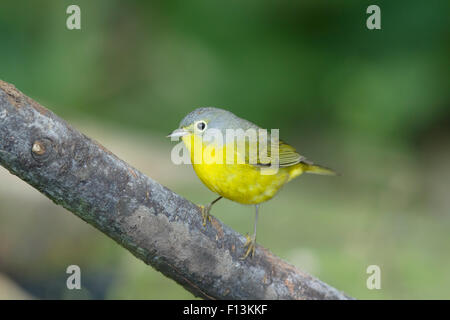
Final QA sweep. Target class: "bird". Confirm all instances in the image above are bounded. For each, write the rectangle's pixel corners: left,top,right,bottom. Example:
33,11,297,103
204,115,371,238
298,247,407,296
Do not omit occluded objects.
168,107,335,259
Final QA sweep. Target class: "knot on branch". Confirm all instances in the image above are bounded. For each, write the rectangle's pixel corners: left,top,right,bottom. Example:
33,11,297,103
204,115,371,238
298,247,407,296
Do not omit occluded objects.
31,137,56,164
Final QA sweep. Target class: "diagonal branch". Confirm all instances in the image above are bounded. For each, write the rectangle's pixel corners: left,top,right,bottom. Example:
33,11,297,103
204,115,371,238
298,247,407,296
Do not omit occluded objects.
0,79,352,300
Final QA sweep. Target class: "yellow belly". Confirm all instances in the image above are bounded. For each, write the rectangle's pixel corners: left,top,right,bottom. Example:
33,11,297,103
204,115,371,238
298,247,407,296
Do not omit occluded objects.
193,162,294,204
182,135,304,204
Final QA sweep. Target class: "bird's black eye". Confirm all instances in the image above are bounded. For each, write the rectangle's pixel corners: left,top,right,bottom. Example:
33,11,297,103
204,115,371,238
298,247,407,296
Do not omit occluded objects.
196,121,207,131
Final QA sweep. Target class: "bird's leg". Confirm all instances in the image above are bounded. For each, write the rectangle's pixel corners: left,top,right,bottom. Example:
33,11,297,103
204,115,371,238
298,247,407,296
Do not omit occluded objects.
241,204,259,259
199,196,222,227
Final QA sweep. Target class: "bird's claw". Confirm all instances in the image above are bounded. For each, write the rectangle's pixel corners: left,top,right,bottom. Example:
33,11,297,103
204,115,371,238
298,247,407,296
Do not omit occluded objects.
199,204,212,227
241,233,256,260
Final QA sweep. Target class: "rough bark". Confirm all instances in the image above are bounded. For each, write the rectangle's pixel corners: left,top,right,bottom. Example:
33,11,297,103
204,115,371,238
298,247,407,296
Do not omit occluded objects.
0,79,352,300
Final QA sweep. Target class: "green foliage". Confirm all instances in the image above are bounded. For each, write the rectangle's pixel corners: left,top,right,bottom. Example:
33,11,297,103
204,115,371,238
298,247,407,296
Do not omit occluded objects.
0,0,448,142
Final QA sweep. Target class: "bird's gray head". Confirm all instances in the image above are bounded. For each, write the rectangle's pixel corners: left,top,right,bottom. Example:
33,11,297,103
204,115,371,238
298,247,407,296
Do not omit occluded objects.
168,107,258,138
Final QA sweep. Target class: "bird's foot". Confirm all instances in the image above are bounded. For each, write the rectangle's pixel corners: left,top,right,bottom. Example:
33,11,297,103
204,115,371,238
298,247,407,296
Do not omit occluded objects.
240,233,256,260
198,204,212,227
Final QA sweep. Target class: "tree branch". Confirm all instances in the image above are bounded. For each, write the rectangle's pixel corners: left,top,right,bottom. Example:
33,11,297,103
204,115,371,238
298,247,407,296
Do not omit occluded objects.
0,79,352,300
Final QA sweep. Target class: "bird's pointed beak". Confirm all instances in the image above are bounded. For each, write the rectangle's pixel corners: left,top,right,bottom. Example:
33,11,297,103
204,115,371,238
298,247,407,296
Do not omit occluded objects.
167,128,190,139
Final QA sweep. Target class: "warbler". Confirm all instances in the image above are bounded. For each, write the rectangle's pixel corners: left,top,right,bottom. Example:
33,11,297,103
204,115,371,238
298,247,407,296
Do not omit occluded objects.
168,107,335,259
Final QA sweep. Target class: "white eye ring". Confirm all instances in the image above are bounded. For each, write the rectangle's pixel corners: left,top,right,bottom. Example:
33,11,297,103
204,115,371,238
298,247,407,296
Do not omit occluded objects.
195,120,207,132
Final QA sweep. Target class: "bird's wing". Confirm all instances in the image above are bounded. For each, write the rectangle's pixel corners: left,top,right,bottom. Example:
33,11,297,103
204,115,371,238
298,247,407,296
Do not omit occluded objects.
236,137,306,167
277,141,307,167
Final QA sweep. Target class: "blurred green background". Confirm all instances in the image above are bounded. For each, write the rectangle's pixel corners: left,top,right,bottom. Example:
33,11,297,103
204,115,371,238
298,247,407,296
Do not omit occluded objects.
0,0,449,299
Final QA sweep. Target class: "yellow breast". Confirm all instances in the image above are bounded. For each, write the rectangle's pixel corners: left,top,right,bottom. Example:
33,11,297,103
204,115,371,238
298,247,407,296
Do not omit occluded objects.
182,134,303,204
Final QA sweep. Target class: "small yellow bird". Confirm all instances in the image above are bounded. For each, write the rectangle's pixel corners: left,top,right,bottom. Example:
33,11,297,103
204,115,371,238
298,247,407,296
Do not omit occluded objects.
168,107,335,259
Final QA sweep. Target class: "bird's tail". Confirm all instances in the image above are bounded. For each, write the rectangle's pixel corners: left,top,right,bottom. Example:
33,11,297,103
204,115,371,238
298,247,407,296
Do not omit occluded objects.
303,163,336,176
287,162,336,182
